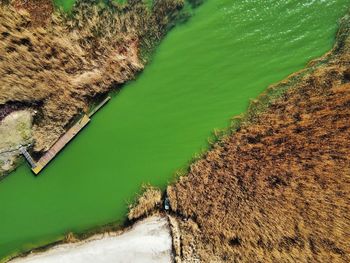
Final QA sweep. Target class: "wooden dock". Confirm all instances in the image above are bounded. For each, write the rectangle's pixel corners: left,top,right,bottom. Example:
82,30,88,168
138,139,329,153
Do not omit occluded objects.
19,146,37,169
31,114,90,174
20,96,111,175
89,96,111,117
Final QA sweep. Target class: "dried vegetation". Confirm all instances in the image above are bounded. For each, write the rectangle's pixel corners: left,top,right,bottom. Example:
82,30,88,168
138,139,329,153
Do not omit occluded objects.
0,0,184,175
128,184,162,221
167,13,350,263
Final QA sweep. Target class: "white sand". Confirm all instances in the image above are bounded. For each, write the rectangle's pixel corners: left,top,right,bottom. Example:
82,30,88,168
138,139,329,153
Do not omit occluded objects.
10,216,173,263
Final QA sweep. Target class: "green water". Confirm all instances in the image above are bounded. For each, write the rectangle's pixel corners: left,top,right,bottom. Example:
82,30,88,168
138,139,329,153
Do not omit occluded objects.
54,0,76,11
1,0,349,260
53,0,128,11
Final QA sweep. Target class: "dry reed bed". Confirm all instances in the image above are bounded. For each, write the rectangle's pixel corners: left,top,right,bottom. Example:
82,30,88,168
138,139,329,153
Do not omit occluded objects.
166,13,350,263
0,0,184,175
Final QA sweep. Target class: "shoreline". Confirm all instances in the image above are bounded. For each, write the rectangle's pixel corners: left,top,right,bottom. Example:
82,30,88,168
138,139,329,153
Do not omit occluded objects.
5,29,346,261
0,0,191,178
166,10,350,262
8,216,173,263
1,1,349,262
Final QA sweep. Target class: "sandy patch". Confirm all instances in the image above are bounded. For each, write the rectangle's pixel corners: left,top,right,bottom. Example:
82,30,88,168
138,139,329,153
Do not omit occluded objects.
9,216,173,263
0,110,33,174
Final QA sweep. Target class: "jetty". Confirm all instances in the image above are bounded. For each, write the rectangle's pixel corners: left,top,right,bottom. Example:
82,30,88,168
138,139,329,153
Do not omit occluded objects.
21,97,111,175
19,146,37,169
88,96,111,117
31,114,90,174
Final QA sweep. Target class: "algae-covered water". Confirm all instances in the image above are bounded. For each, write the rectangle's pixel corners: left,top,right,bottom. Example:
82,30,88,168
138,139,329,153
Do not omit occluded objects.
1,0,350,260
54,0,130,12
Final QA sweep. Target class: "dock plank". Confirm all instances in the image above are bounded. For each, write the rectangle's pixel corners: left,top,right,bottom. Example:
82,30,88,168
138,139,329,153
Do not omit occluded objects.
32,115,90,174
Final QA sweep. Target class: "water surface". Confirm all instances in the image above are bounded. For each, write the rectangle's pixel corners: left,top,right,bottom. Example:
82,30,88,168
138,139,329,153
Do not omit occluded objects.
1,0,349,259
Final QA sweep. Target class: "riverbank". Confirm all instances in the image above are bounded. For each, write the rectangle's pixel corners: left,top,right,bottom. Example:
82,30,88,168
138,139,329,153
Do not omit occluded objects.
1,0,349,261
12,11,350,262
0,110,33,177
0,0,186,177
167,11,350,263
9,216,172,263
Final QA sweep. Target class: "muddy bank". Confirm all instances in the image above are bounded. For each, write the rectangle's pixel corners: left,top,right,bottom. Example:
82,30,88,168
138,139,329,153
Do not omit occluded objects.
8,216,172,263
165,12,350,263
0,0,185,177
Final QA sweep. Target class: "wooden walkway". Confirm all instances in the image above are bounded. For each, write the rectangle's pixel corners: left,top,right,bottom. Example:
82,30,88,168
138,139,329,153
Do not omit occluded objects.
89,96,111,117
20,96,111,175
19,146,37,168
32,115,90,174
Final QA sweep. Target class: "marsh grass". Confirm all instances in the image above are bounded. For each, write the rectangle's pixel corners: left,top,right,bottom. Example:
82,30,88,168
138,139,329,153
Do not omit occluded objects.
127,184,162,221
166,13,350,262
0,0,187,158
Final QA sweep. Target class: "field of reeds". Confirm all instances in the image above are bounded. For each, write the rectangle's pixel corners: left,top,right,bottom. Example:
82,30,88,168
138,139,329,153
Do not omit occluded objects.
166,12,350,263
0,0,185,175
128,184,163,221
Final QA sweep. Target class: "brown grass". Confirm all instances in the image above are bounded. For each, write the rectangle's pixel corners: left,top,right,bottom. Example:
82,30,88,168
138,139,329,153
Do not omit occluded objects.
167,13,350,263
12,0,53,26
128,185,162,221
0,0,184,157
128,184,162,221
